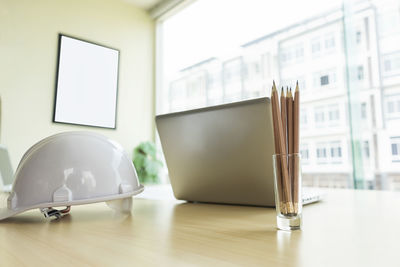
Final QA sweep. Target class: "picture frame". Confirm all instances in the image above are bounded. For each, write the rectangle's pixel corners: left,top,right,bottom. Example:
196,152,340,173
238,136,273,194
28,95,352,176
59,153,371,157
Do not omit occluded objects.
53,34,120,129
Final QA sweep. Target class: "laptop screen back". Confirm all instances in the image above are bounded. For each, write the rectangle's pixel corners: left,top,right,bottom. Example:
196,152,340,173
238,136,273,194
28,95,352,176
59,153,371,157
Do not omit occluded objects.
156,97,276,206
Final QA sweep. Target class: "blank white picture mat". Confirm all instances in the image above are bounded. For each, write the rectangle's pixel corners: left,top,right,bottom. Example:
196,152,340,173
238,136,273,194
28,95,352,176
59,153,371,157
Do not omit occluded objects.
54,35,119,128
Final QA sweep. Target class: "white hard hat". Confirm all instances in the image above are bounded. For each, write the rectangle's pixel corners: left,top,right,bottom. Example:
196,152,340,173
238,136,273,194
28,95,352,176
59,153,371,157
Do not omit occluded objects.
0,131,144,220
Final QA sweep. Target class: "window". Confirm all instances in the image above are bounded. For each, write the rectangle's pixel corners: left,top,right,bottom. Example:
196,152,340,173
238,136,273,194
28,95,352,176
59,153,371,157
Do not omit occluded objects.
357,65,364,80
157,0,400,190
324,34,335,50
384,59,391,72
311,38,321,54
316,143,328,164
317,147,327,158
388,101,395,113
295,44,304,60
300,108,308,126
315,69,337,87
391,137,400,162
314,107,325,127
356,31,362,44
361,102,367,119
328,104,340,122
281,48,293,65
300,143,309,162
386,95,400,119
317,148,326,157
382,52,400,76
363,141,370,159
330,141,343,163
320,75,329,86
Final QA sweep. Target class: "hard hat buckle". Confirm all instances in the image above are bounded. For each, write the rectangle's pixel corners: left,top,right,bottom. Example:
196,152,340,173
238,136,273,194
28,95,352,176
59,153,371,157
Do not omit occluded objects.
40,206,71,219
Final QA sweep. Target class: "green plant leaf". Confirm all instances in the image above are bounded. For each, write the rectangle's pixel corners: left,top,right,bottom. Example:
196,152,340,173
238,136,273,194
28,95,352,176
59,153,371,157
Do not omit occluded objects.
132,141,163,184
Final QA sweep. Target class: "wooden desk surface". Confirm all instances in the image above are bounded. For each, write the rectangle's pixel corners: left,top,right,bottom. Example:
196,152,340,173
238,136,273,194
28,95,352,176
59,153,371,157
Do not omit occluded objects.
1,189,399,267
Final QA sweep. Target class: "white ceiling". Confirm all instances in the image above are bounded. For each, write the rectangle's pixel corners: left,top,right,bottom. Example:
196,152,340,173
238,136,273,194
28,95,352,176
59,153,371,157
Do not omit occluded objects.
123,0,165,10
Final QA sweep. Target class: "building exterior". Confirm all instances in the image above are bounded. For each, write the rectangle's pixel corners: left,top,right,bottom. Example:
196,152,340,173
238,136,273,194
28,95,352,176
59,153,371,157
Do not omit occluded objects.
163,0,400,190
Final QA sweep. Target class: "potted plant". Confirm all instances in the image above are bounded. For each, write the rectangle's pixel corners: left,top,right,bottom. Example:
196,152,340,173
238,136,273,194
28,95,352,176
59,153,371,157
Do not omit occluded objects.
132,141,163,184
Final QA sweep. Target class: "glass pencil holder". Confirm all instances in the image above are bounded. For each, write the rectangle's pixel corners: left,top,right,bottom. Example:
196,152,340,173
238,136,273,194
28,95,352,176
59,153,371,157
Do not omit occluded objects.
272,153,302,231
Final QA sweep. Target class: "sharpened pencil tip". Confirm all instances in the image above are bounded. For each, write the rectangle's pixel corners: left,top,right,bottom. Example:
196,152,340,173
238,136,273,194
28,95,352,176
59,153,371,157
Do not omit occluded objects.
288,88,292,97
296,81,299,92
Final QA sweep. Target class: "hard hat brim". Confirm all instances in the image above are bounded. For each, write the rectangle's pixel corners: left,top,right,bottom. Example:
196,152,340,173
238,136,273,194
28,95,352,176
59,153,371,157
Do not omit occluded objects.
0,184,144,221
0,207,26,221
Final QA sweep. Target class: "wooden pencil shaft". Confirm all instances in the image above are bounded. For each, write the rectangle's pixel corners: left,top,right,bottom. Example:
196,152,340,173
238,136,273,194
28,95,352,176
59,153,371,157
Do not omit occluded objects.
271,89,285,201
286,91,294,211
271,89,292,210
293,84,300,214
273,91,287,155
294,89,300,153
271,91,285,208
271,96,280,154
280,90,287,155
287,93,294,154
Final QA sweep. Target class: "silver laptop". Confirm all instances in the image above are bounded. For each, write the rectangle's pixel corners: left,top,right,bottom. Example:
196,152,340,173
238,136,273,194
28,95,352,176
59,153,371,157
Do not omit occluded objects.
156,97,322,207
0,145,13,192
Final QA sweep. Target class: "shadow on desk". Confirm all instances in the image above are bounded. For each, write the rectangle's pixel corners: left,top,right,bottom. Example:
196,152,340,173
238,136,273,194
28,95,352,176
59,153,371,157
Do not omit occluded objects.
0,203,132,225
165,201,302,264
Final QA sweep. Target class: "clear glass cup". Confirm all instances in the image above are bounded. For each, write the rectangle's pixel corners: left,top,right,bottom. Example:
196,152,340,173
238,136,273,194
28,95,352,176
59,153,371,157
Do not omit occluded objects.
272,153,302,230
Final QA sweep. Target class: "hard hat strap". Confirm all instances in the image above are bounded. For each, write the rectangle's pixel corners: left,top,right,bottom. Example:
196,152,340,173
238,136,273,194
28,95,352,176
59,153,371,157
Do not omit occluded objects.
40,206,71,219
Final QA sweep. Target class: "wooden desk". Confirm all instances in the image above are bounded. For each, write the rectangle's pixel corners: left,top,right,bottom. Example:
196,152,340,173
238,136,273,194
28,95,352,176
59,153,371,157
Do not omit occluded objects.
1,189,399,266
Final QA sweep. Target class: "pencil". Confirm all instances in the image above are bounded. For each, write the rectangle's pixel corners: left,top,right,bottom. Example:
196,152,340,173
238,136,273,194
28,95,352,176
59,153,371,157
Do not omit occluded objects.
271,83,285,214
280,87,287,155
287,89,294,155
271,82,292,214
293,81,300,213
287,88,294,208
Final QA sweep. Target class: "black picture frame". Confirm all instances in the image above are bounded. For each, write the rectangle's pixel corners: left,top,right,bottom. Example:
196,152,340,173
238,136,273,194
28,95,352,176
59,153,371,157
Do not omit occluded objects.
53,33,120,129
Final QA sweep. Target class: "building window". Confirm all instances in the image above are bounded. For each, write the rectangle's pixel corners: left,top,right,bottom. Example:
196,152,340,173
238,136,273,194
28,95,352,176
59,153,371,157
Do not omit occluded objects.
363,141,370,159
328,104,340,122
315,107,325,126
314,70,337,88
356,31,362,44
317,147,327,158
281,48,293,65
331,146,342,157
324,34,335,49
386,95,400,119
300,108,307,126
388,101,395,113
357,66,364,80
295,44,304,59
384,59,391,72
311,38,321,54
300,144,309,162
361,102,367,119
316,143,328,164
382,52,400,76
330,141,342,163
320,75,329,86
391,137,400,162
